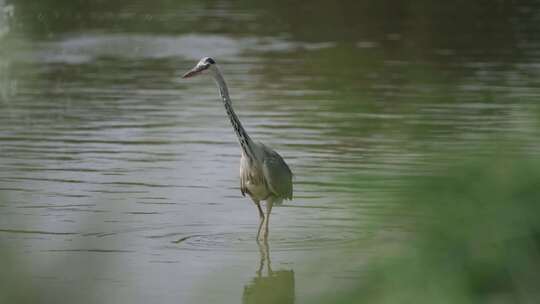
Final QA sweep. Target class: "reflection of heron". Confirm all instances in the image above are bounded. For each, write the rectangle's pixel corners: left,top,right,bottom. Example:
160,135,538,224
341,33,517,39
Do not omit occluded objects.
242,240,295,304
183,57,293,240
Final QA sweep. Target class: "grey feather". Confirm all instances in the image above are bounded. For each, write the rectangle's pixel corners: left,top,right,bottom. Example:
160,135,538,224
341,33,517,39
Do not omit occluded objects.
261,145,293,200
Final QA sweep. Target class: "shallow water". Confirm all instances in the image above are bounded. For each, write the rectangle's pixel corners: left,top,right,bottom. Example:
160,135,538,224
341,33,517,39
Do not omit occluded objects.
1,1,540,303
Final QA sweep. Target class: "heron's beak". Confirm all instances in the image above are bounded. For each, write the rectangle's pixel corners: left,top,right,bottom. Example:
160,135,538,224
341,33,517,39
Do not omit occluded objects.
182,65,207,78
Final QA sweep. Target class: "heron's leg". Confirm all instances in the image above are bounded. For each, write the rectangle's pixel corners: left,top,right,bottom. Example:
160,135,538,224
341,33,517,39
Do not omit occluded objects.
253,199,264,240
259,197,275,241
256,219,264,240
252,199,264,219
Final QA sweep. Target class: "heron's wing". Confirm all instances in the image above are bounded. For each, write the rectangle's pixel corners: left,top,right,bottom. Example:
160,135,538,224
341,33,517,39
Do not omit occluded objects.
240,177,246,197
261,145,293,200
240,154,248,197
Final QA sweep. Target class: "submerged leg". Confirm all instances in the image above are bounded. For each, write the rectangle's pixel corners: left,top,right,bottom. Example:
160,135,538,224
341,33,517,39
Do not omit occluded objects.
256,238,266,276
256,237,272,276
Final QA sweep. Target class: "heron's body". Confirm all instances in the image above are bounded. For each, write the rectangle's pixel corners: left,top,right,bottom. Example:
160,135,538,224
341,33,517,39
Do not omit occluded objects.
183,57,293,240
240,143,293,201
240,149,270,201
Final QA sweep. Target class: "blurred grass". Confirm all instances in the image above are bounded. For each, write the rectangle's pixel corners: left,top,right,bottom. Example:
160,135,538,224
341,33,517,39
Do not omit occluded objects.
324,151,540,304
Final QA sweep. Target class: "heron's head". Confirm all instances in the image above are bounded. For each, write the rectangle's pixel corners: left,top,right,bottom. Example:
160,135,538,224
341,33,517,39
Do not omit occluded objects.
182,57,217,78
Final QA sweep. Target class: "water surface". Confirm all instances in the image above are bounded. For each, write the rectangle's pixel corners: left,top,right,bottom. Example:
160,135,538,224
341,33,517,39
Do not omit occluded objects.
1,1,540,303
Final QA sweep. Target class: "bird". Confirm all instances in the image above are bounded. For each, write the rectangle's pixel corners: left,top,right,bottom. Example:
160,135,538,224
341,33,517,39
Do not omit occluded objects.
182,57,293,240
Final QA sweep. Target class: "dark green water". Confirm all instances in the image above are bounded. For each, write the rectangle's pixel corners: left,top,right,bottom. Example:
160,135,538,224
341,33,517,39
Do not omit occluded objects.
1,1,540,303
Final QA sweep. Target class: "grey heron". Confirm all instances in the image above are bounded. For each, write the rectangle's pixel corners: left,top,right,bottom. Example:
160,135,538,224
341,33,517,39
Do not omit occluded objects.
182,57,293,240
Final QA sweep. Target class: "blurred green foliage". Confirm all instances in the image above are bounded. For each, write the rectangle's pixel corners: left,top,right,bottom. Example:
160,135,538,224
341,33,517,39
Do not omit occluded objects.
326,152,540,304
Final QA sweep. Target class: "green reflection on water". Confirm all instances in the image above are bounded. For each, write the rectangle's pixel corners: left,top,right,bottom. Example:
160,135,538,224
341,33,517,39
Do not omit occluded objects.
243,241,295,304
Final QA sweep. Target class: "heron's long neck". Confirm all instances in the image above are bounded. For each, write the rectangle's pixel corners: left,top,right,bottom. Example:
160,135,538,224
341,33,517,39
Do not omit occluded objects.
212,69,255,160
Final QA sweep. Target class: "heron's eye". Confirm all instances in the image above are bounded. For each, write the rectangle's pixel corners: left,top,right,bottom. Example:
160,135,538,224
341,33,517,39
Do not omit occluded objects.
207,58,216,64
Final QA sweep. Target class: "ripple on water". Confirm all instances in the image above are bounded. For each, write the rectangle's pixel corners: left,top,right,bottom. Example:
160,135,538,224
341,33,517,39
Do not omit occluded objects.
166,229,367,253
